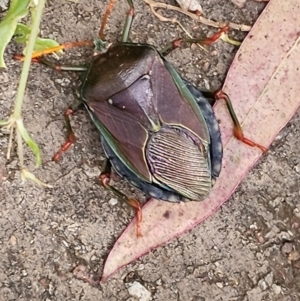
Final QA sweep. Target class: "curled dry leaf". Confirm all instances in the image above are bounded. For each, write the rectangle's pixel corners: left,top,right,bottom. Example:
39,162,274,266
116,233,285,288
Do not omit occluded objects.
175,0,203,14
102,0,300,282
143,0,251,31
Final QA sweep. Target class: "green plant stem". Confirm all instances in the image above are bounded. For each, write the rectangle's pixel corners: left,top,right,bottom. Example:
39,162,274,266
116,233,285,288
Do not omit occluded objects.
13,0,47,118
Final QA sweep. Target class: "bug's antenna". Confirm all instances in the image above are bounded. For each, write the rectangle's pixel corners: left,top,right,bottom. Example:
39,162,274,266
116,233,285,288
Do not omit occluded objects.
99,0,118,40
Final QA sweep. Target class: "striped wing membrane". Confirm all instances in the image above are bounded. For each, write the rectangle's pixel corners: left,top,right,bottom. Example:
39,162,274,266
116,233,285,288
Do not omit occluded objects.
146,127,211,200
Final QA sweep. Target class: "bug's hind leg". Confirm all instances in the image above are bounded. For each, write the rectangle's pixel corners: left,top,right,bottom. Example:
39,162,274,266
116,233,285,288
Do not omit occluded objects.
100,159,142,237
215,90,267,152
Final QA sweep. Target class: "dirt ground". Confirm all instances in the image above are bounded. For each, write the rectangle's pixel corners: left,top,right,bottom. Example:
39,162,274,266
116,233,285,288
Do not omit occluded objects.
1,0,300,300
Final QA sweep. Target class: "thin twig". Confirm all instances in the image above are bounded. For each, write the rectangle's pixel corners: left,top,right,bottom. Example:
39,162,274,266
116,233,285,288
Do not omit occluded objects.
143,0,252,31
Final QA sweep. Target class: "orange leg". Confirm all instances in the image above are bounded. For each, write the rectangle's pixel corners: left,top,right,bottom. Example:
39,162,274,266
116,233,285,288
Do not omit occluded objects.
161,25,229,56
100,160,142,237
52,108,78,162
16,40,94,61
215,90,267,153
99,0,118,40
201,25,229,45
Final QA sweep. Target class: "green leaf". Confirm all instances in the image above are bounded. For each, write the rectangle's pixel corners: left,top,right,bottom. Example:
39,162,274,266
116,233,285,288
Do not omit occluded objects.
221,33,242,46
16,119,42,167
0,119,11,126
0,0,30,68
14,23,62,54
21,168,53,188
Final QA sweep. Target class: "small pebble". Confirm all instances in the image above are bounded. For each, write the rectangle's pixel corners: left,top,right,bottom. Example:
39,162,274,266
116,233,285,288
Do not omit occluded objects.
272,284,281,295
265,272,273,286
230,0,247,8
288,250,300,261
281,242,293,255
62,240,69,248
9,235,17,246
203,79,210,90
258,279,268,291
22,270,28,276
202,62,210,72
108,198,118,206
269,197,283,208
293,208,300,218
128,281,151,301
0,0,9,10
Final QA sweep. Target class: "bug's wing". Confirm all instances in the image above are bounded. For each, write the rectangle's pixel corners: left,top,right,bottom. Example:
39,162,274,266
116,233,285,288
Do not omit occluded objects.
155,59,211,144
86,101,152,182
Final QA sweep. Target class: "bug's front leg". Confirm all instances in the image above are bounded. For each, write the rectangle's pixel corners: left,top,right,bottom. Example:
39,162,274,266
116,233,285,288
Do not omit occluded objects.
160,25,229,56
52,104,85,161
100,159,142,237
14,40,94,62
18,56,89,161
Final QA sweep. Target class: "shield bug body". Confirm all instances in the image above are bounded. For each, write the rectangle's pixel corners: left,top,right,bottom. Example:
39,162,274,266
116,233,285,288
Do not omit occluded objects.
82,43,222,203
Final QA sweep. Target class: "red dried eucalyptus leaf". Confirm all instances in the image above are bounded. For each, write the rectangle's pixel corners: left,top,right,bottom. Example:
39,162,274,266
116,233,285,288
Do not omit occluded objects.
102,0,300,282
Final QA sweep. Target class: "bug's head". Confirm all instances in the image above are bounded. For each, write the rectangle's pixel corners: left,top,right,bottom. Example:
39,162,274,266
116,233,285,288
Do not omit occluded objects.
93,38,110,55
